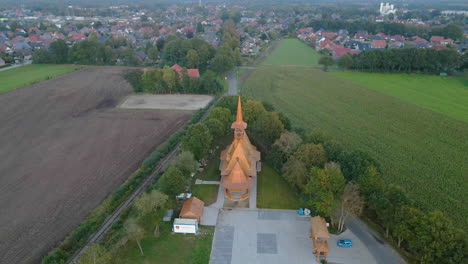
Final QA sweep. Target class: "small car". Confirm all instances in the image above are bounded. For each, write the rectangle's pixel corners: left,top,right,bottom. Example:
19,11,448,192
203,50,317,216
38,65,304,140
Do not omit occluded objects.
337,239,353,247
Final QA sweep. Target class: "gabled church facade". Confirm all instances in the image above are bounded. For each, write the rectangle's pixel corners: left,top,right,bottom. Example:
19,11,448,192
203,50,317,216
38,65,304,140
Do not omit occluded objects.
219,97,261,200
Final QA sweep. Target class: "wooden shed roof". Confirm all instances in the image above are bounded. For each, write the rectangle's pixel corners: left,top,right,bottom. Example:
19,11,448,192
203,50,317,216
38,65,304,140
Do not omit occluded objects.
180,197,204,220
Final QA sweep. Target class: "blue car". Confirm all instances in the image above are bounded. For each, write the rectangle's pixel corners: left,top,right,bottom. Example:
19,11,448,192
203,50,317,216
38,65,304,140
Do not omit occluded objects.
337,239,353,247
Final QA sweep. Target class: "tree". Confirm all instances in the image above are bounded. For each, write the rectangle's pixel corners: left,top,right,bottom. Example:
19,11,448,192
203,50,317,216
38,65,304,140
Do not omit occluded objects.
282,157,309,191
408,211,466,263
306,129,332,145
196,22,204,33
49,39,69,64
124,70,144,93
277,112,291,130
274,132,302,158
205,118,225,140
162,67,177,93
294,143,328,170
206,107,232,132
357,166,385,201
305,162,345,218
32,49,54,64
319,56,335,71
250,112,284,146
337,150,378,181
171,151,199,176
148,46,159,62
134,190,168,236
186,49,200,69
337,54,353,70
370,184,412,238
211,44,235,74
158,167,186,195
182,123,213,160
77,243,111,264
243,100,267,123
122,47,139,66
124,218,145,256
336,182,364,232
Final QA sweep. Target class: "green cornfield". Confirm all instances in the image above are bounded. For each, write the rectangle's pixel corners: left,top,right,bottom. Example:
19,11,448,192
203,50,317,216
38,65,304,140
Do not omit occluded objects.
243,67,468,229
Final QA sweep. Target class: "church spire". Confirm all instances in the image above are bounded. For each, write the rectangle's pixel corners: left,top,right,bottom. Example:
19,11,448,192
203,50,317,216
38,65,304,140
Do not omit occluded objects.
236,96,243,123
231,96,247,130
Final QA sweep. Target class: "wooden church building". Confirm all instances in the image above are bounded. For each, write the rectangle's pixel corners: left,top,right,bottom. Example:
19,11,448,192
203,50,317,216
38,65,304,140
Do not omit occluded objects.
219,97,261,201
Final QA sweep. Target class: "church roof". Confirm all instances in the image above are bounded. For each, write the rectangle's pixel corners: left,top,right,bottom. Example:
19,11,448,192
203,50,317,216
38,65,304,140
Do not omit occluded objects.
221,161,254,190
231,96,247,130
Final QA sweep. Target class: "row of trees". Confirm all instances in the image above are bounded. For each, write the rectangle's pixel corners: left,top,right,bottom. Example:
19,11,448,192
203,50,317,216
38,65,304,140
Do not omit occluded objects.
265,124,466,263
160,36,216,70
181,96,289,163
336,48,465,73
76,150,200,263
124,67,223,95
33,36,142,66
308,20,464,41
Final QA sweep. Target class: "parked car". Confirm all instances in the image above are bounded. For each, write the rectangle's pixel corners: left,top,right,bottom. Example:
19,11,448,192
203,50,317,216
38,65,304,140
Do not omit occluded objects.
337,239,353,247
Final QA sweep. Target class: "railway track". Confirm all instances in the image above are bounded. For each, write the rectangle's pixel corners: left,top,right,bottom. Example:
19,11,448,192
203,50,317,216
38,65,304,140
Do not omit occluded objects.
67,96,221,263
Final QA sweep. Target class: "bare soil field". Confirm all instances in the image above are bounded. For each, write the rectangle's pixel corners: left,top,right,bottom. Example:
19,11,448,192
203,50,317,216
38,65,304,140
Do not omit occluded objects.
0,67,191,264
120,94,213,110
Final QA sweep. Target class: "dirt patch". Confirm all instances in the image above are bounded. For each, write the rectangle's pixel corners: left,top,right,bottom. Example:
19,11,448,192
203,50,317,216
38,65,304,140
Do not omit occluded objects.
0,66,191,264
120,94,213,111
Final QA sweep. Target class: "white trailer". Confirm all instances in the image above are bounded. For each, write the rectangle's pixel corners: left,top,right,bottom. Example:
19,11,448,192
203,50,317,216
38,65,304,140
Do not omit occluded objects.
173,218,198,234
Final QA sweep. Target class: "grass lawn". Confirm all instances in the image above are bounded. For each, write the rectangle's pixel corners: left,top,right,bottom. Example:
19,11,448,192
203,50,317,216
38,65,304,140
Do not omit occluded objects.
243,67,468,228
113,223,214,264
0,64,80,94
257,164,302,209
192,184,218,205
196,155,221,181
332,72,468,122
260,38,320,66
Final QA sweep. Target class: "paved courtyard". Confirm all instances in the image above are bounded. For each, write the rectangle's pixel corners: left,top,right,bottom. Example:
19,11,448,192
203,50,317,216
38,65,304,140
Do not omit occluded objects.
209,209,377,264
119,94,213,110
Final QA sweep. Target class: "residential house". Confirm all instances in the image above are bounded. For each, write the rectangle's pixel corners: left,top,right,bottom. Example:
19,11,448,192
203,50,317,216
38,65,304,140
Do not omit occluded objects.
430,36,444,45
371,39,386,49
353,31,369,42
331,47,352,58
389,41,404,49
0,58,5,66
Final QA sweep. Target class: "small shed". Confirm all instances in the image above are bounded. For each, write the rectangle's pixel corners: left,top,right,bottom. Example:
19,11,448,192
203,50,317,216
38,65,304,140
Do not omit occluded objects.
179,197,204,223
310,216,329,261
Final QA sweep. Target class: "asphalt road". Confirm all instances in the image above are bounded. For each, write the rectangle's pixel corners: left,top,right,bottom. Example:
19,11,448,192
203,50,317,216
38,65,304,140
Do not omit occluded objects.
227,70,237,95
347,217,406,264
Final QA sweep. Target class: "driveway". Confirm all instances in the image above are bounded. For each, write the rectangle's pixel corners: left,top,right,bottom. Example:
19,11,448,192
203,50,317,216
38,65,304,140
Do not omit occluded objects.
347,217,405,264
227,70,237,95
209,209,378,264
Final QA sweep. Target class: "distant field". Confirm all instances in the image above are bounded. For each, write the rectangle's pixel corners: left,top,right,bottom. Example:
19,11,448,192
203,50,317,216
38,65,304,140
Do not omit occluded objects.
0,64,79,94
243,67,468,228
332,72,468,122
260,38,319,66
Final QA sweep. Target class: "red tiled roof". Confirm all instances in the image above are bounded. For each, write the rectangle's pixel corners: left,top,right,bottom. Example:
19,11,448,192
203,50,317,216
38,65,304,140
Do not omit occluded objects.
430,36,444,43
333,47,351,58
372,40,386,48
187,69,200,78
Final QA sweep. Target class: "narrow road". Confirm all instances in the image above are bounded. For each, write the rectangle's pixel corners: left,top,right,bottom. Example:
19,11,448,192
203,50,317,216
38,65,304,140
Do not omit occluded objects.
347,217,406,264
0,63,27,72
227,70,238,95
